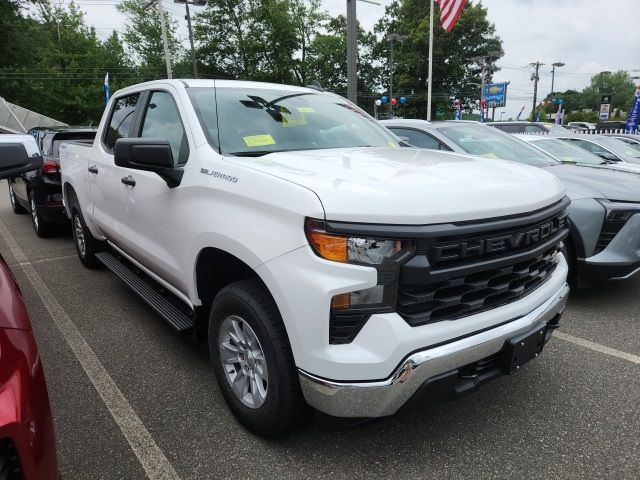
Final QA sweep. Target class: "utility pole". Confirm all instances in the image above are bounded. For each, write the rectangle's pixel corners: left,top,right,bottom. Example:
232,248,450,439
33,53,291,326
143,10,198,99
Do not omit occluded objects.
146,0,172,79
530,61,545,121
346,0,357,103
175,0,207,79
346,0,380,104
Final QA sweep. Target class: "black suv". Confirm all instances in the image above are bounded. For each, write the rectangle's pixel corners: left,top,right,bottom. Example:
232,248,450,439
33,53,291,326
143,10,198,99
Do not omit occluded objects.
8,126,96,237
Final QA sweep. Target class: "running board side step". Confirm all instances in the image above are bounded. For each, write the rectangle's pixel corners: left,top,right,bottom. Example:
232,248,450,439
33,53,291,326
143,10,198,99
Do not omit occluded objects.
95,251,194,333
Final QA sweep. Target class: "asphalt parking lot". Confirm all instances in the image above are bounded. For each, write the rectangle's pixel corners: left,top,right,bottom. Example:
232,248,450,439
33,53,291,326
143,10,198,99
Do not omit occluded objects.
0,181,639,480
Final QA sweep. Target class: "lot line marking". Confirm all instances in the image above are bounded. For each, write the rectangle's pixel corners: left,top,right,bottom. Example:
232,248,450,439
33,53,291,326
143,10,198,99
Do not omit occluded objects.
0,217,181,480
10,253,79,267
555,331,640,365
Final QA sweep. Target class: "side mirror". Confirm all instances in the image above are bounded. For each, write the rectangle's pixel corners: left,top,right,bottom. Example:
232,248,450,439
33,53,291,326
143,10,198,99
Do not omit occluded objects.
0,139,43,180
598,152,620,162
114,138,183,188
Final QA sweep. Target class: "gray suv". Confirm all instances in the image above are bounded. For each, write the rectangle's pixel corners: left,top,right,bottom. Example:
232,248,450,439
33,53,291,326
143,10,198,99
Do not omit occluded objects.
383,119,640,286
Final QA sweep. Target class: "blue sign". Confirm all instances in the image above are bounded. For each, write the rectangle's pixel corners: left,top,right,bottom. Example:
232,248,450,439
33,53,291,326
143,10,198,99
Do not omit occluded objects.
482,82,508,108
625,87,640,133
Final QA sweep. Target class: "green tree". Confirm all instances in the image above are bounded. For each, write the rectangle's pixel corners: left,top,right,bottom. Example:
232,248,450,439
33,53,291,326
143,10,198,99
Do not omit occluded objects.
117,0,182,80
581,70,635,112
306,15,380,99
375,0,503,118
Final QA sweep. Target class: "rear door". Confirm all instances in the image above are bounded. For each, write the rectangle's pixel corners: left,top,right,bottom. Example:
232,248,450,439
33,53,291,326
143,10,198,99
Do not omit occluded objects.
89,93,140,240
116,87,192,292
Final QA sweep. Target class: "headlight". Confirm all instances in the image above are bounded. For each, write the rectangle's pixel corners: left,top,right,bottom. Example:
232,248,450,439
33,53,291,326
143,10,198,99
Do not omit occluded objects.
597,199,640,222
305,218,413,312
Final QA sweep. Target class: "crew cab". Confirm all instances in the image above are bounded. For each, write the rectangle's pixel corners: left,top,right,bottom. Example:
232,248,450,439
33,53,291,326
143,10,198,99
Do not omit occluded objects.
60,80,570,437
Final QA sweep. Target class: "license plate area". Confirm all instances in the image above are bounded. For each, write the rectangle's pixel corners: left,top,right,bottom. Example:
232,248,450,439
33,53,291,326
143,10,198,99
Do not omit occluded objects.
500,323,547,374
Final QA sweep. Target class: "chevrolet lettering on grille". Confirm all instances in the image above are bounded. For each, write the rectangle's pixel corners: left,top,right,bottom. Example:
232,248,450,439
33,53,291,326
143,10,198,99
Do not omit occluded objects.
431,212,569,262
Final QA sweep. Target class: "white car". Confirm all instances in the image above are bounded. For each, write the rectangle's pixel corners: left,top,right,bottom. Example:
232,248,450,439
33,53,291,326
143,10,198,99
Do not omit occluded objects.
60,80,570,436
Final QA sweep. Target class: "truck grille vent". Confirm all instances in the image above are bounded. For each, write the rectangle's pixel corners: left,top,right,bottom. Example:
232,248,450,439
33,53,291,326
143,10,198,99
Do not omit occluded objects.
0,438,23,480
594,218,627,255
397,248,559,326
329,314,370,345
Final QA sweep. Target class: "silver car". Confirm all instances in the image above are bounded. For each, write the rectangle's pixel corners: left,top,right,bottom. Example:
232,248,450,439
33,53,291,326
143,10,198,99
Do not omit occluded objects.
383,119,640,286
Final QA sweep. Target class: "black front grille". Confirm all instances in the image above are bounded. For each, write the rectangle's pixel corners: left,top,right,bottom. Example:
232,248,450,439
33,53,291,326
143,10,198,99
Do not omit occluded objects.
0,438,23,480
594,219,626,254
397,248,559,326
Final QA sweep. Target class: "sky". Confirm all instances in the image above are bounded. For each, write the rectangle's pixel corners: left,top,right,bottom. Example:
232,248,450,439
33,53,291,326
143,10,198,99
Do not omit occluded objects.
76,0,640,118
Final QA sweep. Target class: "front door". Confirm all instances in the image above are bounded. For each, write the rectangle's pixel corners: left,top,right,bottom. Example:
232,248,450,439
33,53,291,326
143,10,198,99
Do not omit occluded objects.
116,88,191,293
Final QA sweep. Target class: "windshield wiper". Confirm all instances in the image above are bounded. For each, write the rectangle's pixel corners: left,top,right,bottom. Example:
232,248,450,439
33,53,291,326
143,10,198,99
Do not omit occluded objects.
227,150,285,157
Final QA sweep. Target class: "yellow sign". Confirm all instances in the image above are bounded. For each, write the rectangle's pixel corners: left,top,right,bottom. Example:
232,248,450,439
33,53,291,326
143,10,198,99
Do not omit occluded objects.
243,134,276,147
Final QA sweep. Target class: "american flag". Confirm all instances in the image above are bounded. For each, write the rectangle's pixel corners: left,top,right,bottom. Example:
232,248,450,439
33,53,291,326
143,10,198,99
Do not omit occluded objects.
435,0,468,32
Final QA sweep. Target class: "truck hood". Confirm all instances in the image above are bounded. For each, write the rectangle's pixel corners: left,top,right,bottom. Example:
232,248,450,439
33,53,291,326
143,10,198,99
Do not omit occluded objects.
543,164,640,202
228,147,566,224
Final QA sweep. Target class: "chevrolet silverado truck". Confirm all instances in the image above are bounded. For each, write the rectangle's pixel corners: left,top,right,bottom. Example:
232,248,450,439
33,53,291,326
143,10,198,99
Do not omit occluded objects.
60,79,570,437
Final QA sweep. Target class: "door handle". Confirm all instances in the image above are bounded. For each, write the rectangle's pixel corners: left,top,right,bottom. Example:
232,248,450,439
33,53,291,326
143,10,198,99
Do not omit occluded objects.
88,165,99,174
121,175,136,187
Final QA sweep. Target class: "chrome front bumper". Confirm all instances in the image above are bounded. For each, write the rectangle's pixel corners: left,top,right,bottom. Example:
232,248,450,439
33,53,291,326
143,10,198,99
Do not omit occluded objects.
299,283,570,418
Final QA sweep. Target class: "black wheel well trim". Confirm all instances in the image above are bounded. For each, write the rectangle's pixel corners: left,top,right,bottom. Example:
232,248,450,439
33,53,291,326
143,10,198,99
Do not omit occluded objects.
567,223,586,259
193,247,280,344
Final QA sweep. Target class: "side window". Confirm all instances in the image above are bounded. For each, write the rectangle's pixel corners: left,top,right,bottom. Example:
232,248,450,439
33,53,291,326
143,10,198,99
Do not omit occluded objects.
567,139,607,155
390,127,445,150
140,91,188,165
41,133,54,157
104,94,140,152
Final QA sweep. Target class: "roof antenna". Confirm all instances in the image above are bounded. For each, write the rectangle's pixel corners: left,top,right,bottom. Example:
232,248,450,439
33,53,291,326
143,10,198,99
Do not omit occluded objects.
306,81,324,92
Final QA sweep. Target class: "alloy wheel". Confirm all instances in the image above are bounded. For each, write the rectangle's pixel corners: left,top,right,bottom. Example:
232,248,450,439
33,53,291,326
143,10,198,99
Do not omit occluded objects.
74,215,86,257
30,198,39,230
218,315,268,409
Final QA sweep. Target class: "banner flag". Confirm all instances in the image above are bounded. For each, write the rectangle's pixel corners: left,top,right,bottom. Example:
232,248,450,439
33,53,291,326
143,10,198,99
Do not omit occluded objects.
625,86,640,133
103,73,110,104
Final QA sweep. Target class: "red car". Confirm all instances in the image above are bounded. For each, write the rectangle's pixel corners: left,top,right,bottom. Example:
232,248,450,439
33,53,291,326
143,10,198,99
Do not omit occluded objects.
0,136,58,478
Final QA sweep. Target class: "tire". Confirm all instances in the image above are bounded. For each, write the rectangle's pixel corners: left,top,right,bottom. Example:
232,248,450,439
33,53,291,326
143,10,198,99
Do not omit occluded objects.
8,184,27,214
209,278,306,437
71,207,104,268
29,192,55,238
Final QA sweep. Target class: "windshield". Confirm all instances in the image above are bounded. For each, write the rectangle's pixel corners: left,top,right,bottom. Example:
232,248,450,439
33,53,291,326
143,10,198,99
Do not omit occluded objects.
614,137,640,151
434,123,558,166
598,137,640,158
529,138,604,165
188,87,400,156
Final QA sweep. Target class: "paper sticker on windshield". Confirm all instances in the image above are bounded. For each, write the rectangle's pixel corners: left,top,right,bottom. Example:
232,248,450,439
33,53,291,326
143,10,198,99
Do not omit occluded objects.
387,141,398,148
243,134,276,147
281,111,307,127
560,156,576,162
481,153,498,159
297,107,315,113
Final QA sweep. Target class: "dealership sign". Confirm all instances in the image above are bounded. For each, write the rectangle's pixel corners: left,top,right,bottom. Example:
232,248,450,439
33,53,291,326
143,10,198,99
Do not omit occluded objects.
599,94,612,120
482,82,508,108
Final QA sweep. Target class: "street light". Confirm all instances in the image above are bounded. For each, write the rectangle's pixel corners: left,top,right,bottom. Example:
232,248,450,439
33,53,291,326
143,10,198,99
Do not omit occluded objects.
386,32,407,116
549,62,565,120
175,0,207,79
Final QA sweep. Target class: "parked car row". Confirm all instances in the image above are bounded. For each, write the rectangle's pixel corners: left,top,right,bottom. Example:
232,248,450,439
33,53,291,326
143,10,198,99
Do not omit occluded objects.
383,119,640,287
0,135,58,479
4,81,638,443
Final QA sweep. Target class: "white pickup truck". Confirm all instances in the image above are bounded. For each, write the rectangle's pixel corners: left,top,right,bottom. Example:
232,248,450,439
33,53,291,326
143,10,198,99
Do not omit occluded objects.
60,79,570,436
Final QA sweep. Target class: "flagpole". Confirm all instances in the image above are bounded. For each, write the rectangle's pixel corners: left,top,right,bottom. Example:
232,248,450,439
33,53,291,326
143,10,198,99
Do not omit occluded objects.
427,0,434,121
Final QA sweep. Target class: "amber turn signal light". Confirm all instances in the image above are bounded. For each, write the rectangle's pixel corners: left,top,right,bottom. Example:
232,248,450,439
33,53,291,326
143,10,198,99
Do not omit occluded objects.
304,219,347,262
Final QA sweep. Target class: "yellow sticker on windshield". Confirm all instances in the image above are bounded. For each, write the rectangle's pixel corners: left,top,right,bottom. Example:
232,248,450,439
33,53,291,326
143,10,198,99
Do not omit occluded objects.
560,156,576,162
481,153,498,159
282,111,307,127
243,134,276,147
388,141,398,148
297,107,315,113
